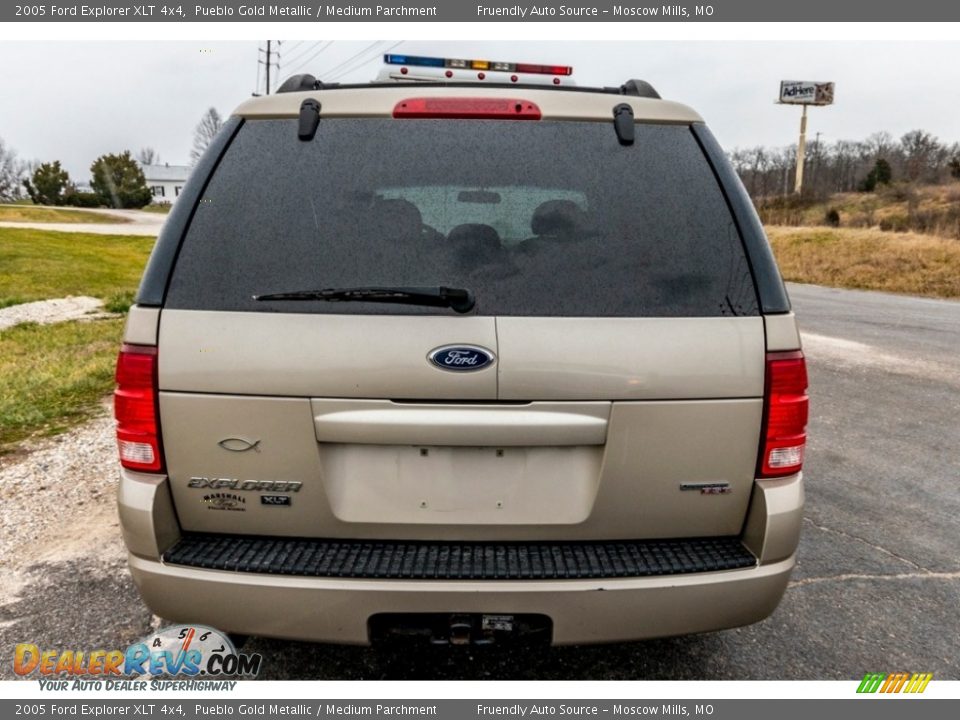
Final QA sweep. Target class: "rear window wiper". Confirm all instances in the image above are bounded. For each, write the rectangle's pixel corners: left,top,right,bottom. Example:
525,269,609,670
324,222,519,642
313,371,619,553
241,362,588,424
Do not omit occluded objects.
253,286,475,314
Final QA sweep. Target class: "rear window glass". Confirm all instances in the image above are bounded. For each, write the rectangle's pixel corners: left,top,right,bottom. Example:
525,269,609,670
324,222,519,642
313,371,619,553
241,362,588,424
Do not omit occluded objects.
166,118,758,317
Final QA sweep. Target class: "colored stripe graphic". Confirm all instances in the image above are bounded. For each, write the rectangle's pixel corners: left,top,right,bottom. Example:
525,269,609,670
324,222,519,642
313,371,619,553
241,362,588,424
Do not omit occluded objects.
857,672,931,693
857,673,886,693
906,673,933,693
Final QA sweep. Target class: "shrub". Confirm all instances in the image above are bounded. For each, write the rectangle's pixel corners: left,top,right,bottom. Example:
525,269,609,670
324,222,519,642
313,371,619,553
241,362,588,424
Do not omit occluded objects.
879,215,910,232
90,151,152,209
859,159,893,192
104,291,136,314
22,161,70,205
879,182,917,203
62,191,102,208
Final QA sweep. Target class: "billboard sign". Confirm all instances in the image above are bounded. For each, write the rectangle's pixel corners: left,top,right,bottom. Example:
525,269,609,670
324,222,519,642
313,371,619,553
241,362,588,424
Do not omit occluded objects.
779,81,835,106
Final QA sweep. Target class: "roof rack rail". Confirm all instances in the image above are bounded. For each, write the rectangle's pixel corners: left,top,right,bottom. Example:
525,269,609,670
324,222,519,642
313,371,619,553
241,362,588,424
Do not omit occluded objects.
274,74,662,99
620,79,661,99
276,74,341,94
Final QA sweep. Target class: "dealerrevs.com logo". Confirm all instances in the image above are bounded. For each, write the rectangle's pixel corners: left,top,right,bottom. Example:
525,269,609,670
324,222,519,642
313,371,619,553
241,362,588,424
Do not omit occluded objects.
14,624,262,690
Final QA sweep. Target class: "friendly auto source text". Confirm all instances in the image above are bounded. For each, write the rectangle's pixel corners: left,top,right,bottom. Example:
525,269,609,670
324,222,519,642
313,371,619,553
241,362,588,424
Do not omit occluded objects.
477,706,707,716
476,5,713,17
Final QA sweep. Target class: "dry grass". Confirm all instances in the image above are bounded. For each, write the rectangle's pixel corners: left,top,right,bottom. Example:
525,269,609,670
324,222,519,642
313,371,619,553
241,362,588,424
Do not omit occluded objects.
767,226,960,299
759,182,960,239
0,205,129,224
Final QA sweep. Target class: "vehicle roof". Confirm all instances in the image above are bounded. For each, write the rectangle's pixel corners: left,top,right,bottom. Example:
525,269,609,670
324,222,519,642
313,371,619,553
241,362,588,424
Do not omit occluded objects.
233,84,704,124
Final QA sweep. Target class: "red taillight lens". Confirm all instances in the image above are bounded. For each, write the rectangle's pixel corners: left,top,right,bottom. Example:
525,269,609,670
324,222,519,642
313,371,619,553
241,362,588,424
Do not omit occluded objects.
514,63,574,76
114,344,164,473
759,350,808,478
392,97,542,120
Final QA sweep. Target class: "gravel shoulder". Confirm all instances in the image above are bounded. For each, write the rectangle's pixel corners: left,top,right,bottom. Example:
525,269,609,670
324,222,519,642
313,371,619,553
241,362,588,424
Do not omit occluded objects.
0,296,105,331
0,406,156,676
0,408,119,593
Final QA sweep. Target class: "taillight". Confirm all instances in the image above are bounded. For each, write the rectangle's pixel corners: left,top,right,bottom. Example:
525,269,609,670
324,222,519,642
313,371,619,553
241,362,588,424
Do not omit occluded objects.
392,97,542,120
758,350,808,478
114,344,164,473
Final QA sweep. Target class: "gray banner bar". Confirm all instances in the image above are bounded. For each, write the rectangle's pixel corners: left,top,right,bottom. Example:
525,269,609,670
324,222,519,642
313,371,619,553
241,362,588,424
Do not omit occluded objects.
3,0,960,22
2,700,958,720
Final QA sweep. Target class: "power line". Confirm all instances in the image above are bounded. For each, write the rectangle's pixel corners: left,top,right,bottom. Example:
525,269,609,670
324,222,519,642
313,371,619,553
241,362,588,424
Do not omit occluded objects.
322,41,404,82
314,41,385,79
283,41,334,77
281,40,322,68
326,41,404,82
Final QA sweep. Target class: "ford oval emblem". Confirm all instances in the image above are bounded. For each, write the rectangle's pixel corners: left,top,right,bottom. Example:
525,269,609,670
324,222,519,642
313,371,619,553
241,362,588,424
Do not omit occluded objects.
428,344,495,372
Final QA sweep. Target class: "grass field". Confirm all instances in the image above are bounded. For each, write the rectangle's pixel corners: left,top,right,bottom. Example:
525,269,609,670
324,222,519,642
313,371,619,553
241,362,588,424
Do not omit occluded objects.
140,204,172,214
0,205,129,224
0,318,124,451
0,227,154,453
767,226,960,299
0,227,154,308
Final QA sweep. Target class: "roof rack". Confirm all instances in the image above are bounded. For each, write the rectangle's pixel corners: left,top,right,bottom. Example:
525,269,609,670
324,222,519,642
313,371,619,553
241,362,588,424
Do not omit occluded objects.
276,74,335,93
619,79,661,99
275,74,660,99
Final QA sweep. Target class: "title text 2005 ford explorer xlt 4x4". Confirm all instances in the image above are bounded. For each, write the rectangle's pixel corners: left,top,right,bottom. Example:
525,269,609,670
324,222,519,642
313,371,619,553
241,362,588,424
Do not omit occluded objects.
115,55,807,646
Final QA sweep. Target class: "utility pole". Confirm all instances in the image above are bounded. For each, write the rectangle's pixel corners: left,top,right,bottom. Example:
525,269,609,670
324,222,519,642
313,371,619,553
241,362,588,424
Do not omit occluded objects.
811,131,822,192
265,40,272,95
256,41,280,96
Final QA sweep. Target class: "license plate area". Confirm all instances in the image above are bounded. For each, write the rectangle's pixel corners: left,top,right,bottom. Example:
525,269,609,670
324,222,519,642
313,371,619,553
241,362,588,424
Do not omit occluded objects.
319,443,602,525
369,613,552,646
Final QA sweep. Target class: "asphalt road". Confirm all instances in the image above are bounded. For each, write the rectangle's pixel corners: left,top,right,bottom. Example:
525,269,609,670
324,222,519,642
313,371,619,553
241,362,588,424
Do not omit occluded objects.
2,282,958,680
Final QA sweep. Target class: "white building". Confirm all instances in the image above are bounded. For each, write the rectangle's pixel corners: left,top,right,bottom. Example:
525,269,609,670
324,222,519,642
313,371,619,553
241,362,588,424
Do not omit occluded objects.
140,163,190,205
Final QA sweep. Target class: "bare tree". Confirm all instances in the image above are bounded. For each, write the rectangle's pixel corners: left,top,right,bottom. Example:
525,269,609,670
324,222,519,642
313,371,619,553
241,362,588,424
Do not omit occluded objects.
190,108,223,164
731,128,960,202
900,130,947,182
137,147,160,165
863,131,894,161
0,136,25,201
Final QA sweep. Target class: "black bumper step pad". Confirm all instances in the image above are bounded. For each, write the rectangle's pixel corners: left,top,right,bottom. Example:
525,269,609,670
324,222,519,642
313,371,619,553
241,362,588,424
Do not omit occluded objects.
163,534,756,580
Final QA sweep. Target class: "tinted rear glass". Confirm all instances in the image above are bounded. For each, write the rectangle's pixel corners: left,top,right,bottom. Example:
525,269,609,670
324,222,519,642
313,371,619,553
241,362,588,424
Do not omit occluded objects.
167,118,758,317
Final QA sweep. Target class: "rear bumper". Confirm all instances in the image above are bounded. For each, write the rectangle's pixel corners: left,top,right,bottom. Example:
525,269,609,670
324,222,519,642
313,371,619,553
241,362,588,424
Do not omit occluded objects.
119,469,803,645
128,552,794,645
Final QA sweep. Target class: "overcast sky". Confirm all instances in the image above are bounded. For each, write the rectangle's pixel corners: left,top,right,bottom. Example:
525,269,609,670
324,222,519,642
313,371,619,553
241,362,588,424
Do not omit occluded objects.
2,40,959,180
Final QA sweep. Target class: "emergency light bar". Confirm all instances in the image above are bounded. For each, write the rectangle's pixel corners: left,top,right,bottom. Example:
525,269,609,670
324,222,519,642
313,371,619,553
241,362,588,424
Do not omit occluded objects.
385,54,574,77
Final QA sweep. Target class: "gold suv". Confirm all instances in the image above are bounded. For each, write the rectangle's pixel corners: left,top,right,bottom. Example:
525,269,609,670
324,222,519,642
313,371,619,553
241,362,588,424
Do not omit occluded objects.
115,55,807,645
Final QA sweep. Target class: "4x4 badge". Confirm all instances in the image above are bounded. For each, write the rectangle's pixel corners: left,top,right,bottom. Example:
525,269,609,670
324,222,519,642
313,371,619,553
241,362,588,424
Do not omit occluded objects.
680,482,731,495
428,345,495,372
